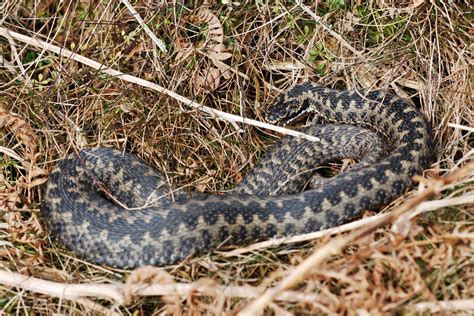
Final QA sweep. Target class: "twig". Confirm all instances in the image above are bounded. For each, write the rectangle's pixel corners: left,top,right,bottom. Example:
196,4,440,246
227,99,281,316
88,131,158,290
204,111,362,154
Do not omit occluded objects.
120,0,167,53
222,212,389,256
0,56,20,76
409,299,474,313
0,27,320,143
0,269,322,306
448,123,474,133
2,29,32,86
297,2,362,57
0,269,123,302
410,193,474,218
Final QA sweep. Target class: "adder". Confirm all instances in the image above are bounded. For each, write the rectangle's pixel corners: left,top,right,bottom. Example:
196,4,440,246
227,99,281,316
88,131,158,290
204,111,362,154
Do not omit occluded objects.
42,82,433,268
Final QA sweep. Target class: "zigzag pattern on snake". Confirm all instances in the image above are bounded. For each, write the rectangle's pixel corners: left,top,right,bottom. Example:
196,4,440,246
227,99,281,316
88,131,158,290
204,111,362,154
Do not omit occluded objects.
42,82,433,268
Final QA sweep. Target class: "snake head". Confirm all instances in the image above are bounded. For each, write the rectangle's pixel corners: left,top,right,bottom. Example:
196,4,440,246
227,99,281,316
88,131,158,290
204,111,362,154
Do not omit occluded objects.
265,82,315,126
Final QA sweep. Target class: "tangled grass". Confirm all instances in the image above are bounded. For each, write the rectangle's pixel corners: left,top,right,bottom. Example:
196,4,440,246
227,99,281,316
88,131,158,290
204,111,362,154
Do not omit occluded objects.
0,1,472,314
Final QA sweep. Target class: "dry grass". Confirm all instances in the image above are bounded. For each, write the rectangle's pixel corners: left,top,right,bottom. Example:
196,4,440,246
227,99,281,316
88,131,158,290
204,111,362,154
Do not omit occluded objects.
0,1,473,315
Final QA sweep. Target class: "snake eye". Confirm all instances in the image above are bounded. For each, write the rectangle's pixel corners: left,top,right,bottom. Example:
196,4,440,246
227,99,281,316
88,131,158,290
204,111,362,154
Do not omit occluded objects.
266,82,317,125
266,97,307,125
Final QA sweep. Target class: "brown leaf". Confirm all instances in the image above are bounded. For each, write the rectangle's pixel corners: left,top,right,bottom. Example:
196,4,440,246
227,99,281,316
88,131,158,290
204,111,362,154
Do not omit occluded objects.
208,51,232,61
27,177,48,189
0,107,38,155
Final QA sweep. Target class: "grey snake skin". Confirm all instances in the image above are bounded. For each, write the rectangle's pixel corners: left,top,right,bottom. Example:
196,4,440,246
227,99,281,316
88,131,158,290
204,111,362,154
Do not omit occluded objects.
42,82,433,268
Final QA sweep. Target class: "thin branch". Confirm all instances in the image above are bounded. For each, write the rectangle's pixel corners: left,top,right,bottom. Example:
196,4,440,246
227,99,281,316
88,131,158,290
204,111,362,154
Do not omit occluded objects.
409,299,474,313
448,123,474,133
297,2,362,57
0,27,320,143
120,0,167,53
222,212,389,256
0,269,123,303
0,269,322,306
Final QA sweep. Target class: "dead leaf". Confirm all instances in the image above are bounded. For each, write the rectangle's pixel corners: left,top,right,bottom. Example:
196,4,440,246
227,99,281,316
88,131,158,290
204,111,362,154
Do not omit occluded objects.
174,7,232,93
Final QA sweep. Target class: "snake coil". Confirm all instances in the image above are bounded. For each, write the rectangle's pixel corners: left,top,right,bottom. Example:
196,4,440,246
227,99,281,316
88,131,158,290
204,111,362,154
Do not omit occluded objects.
43,83,433,268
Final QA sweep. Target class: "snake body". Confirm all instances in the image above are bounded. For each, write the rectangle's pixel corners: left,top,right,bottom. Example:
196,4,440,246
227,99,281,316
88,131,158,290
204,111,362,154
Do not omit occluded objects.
42,82,433,268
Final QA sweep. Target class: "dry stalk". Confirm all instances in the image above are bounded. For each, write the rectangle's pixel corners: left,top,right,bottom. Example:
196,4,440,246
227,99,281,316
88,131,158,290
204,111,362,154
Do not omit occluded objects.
0,27,320,143
119,0,167,53
0,269,321,306
409,299,474,313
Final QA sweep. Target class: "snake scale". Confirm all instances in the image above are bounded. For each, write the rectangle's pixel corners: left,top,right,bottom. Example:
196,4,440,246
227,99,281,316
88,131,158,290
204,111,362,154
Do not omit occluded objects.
43,82,433,268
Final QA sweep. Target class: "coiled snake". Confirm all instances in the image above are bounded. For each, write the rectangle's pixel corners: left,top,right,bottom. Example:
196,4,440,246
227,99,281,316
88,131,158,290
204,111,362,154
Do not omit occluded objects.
43,82,433,268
